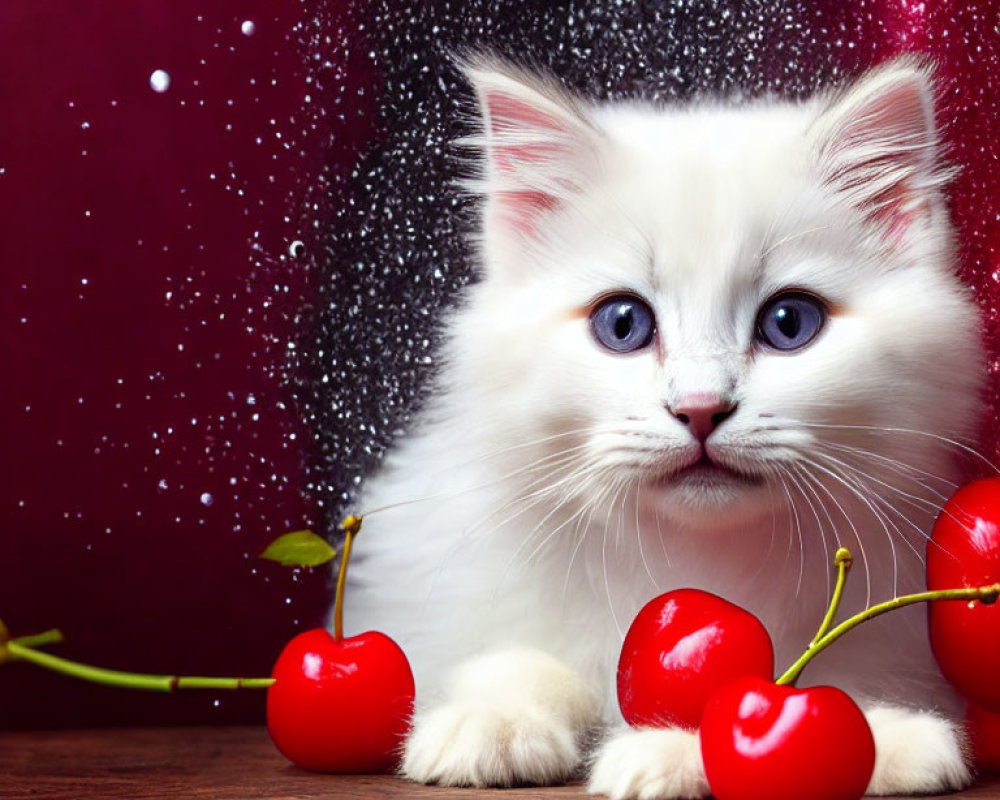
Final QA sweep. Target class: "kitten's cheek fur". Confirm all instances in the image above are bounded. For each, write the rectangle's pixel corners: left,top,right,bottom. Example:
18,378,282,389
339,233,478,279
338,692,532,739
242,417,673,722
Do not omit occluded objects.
864,706,972,796
400,648,602,787
587,727,710,800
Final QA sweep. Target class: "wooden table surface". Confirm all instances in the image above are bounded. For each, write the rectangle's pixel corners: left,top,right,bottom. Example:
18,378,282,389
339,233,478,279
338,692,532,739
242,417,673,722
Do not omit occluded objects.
1,726,998,800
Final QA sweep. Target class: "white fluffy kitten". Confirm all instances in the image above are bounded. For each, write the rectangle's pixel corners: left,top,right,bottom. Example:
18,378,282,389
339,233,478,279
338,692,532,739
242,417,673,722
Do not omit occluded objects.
344,57,985,798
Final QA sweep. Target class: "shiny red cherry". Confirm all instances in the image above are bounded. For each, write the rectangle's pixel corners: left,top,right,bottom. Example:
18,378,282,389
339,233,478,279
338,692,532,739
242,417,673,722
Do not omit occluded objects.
700,675,875,800
617,589,774,730
927,478,1000,712
967,702,1000,774
266,628,415,772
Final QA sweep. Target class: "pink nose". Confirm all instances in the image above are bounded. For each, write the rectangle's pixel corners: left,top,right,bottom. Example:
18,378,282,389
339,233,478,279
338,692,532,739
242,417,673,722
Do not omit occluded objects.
669,394,736,442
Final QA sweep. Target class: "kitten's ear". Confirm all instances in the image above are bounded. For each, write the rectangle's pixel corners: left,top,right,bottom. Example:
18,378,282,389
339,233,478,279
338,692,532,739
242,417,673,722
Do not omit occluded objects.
815,58,947,235
463,58,600,237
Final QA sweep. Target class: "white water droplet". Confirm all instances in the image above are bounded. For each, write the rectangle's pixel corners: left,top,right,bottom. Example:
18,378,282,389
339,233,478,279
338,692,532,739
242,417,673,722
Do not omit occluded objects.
200,492,214,507
240,20,256,36
149,69,171,93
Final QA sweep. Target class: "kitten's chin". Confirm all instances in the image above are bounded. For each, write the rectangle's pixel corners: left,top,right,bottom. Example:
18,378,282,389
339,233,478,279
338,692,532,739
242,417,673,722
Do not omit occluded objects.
642,459,773,529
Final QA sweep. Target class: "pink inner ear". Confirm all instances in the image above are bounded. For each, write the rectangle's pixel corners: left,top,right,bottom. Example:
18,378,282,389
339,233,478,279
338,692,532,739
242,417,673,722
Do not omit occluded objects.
872,181,927,244
863,81,928,144
487,92,568,173
493,190,559,233
861,181,926,245
483,90,577,233
825,76,937,240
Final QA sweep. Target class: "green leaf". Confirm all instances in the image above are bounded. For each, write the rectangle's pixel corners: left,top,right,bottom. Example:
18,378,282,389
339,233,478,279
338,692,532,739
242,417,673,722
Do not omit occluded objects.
260,530,337,567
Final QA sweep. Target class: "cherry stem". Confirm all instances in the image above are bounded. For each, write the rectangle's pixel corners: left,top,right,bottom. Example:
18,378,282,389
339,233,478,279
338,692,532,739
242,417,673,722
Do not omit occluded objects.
0,626,273,692
809,547,853,647
11,628,65,650
333,514,362,641
777,548,1000,686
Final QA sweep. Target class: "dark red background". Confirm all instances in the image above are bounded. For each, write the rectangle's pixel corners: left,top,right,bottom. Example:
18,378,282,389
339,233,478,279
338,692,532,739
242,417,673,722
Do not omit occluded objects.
0,1,373,727
1,0,998,728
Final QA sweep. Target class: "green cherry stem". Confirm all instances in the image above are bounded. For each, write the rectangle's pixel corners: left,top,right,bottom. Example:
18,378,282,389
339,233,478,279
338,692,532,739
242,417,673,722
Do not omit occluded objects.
2,641,275,692
0,623,273,692
10,628,65,650
777,548,1000,686
333,514,362,641
809,547,853,647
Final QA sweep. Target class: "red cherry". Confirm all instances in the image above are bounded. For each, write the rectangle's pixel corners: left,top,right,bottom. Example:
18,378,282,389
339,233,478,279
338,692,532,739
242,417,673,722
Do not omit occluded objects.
700,675,875,800
927,478,1000,712
266,628,415,772
617,589,774,730
967,702,1000,774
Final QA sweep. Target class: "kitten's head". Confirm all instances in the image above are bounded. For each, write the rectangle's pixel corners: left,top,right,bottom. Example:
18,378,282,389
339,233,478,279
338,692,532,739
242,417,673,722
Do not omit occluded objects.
448,57,984,533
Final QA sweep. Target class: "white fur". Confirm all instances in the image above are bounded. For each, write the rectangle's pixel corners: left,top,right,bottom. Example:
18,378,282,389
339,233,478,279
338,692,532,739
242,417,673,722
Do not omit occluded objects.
402,647,601,786
342,58,985,795
865,706,971,795
588,728,709,800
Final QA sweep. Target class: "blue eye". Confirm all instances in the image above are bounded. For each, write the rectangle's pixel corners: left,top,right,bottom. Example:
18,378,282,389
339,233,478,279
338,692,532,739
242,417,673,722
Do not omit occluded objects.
590,295,656,354
756,292,827,351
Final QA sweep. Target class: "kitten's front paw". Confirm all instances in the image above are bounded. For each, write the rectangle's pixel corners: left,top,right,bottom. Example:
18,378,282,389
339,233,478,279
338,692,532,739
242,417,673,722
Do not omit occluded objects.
402,702,580,787
587,727,710,800
865,706,971,795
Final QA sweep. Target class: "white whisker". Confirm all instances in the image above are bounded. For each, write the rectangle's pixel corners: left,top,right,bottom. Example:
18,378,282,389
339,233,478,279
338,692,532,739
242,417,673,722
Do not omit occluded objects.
759,224,832,260
824,440,957,502
359,432,595,518
814,448,942,537
635,483,659,590
788,463,834,600
500,461,610,585
602,478,629,639
773,469,805,597
787,457,873,607
561,478,614,609
797,421,998,474
797,451,905,598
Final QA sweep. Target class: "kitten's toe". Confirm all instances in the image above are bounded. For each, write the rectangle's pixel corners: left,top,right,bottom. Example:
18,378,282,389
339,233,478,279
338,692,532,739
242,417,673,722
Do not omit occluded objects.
587,727,709,800
865,706,971,795
401,701,581,787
